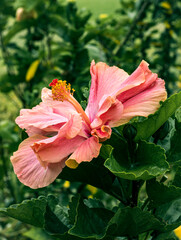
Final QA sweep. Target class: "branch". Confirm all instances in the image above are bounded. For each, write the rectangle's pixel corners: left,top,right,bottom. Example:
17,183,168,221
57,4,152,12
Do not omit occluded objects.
114,0,151,56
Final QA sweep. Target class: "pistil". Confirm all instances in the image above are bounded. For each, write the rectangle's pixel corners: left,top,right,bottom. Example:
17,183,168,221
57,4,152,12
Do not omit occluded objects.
49,79,91,126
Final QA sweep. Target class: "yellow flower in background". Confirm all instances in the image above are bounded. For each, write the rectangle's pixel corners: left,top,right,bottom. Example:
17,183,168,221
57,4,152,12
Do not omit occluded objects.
114,39,121,45
86,184,98,195
160,2,172,14
99,14,108,19
88,195,94,199
67,0,76,3
164,21,171,29
174,226,181,240
63,181,70,188
26,59,40,82
160,2,171,9
176,80,181,89
169,30,174,37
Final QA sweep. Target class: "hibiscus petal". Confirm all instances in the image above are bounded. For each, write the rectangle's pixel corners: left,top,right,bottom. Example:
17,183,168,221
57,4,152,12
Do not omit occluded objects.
65,136,102,168
32,135,85,164
16,97,82,137
86,60,129,122
117,60,159,102
31,117,85,163
111,78,167,126
10,136,64,189
90,97,123,129
86,61,149,128
41,87,53,102
16,102,67,133
91,125,112,141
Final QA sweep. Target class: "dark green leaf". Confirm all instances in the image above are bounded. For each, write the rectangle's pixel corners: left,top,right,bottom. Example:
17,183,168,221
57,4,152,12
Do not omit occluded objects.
44,195,70,235
146,179,181,206
59,149,115,192
146,179,181,231
69,197,114,239
173,167,181,188
153,231,178,240
167,119,181,163
105,140,169,180
0,197,46,227
106,207,163,237
68,195,80,226
155,198,181,231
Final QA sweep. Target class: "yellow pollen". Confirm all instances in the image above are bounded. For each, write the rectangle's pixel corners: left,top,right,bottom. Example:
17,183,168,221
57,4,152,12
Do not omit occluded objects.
49,79,91,126
51,80,75,101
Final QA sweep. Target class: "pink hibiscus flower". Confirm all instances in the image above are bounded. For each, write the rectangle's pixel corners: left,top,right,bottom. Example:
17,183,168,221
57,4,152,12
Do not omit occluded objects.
11,60,167,189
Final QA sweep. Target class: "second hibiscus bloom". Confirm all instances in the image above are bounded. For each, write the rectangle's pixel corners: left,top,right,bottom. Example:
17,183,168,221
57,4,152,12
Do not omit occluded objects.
11,60,167,189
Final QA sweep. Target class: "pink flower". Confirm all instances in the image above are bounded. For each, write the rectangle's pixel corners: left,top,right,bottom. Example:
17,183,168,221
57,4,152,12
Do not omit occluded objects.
11,60,167,188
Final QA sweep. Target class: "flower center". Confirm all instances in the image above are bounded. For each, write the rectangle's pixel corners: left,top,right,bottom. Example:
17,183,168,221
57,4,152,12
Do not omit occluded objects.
49,79,91,126
50,79,75,101
91,125,112,142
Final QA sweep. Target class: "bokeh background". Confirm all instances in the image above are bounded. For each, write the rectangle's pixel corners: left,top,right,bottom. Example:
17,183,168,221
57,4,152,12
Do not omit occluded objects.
0,0,181,239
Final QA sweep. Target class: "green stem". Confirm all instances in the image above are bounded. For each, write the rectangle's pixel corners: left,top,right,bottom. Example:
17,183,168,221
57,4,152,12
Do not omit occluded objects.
0,31,13,75
114,0,151,56
0,138,16,203
144,231,150,240
131,181,140,207
141,197,149,210
46,33,51,61
128,236,139,240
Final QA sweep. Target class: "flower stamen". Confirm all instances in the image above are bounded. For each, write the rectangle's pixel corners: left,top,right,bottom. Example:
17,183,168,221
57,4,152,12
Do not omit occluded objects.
49,79,90,126
50,79,75,101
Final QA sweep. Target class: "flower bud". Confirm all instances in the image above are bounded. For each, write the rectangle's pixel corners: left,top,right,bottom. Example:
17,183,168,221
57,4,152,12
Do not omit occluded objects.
16,7,37,22
123,124,137,141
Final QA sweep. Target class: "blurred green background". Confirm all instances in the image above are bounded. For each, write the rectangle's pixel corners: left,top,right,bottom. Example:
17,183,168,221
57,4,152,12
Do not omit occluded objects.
0,0,181,239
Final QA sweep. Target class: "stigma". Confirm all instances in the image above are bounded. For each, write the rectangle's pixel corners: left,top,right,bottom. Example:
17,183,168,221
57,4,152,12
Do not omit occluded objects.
49,79,91,126
49,79,75,101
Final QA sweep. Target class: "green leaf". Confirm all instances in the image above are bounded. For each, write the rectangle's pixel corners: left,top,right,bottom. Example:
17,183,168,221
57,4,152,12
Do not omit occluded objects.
133,91,181,141
0,197,46,227
167,119,181,163
156,118,175,152
105,140,169,180
13,0,41,11
44,195,70,235
155,199,181,231
84,198,105,209
59,150,115,193
85,42,106,62
146,179,181,231
68,195,80,226
152,231,178,240
173,166,181,188
146,179,181,206
106,207,163,237
4,21,32,44
44,195,87,240
67,196,112,240
23,227,52,240
69,197,114,239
